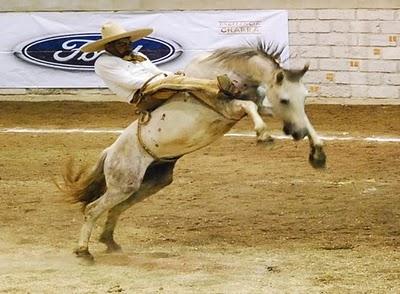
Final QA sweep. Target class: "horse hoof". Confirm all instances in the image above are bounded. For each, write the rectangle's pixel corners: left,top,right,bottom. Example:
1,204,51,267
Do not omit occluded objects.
99,236,123,253
309,156,326,169
257,135,274,145
74,247,95,264
309,146,326,169
105,244,123,254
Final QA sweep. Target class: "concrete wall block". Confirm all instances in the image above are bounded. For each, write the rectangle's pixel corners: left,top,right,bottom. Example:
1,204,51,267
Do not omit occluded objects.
350,72,382,85
319,84,352,97
331,72,350,84
302,70,325,83
351,85,398,99
290,33,317,45
291,46,331,58
289,10,316,20
319,58,351,71
350,21,382,33
367,85,399,98
331,21,350,32
359,60,398,73
318,9,356,20
381,47,400,59
318,33,358,46
288,21,298,33
380,21,400,33
383,73,400,85
358,34,397,46
351,85,369,97
356,9,395,20
298,20,330,32
331,46,375,59
331,47,352,58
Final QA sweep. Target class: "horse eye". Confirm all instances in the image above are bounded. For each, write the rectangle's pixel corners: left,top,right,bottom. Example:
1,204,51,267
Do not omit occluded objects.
280,98,289,105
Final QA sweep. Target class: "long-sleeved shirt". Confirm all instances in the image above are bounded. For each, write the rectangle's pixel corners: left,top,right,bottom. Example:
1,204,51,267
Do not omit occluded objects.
94,52,170,102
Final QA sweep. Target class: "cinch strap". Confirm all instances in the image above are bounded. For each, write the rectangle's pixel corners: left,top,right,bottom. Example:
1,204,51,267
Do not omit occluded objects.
136,111,160,161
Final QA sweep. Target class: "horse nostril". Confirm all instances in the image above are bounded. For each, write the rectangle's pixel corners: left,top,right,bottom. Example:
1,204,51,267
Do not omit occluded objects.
292,131,302,141
292,129,308,141
283,124,292,135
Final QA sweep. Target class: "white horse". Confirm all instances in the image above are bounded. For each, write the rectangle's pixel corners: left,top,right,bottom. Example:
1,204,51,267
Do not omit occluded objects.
62,43,326,263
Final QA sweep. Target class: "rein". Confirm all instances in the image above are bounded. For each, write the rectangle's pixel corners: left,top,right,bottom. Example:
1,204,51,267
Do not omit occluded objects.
130,73,167,105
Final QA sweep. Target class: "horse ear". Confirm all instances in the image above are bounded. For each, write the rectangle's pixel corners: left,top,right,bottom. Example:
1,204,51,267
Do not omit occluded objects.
275,71,284,85
302,63,310,76
285,63,309,81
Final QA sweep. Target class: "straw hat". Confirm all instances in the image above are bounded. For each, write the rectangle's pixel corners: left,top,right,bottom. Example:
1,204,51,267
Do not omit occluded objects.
81,22,153,53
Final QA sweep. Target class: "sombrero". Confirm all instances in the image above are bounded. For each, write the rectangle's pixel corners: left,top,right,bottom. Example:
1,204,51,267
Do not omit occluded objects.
80,22,153,53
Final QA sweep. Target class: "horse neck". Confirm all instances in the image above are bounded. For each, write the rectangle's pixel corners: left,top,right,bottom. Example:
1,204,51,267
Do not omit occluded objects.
248,55,278,83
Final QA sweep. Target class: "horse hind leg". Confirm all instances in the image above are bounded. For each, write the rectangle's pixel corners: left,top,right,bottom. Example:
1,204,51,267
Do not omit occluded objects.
99,160,178,253
74,188,136,263
75,161,153,262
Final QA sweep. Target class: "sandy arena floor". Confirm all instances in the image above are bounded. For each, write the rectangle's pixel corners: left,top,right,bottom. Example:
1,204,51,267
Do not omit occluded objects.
0,101,399,293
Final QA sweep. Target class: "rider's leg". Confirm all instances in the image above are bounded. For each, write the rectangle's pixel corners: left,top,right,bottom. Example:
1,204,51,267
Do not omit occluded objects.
141,74,239,98
130,75,242,112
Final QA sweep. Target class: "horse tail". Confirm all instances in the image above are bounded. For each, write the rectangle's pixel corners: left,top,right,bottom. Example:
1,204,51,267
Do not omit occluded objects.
58,151,107,211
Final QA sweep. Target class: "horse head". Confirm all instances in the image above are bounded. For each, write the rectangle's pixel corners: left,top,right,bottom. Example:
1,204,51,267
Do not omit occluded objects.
265,64,310,141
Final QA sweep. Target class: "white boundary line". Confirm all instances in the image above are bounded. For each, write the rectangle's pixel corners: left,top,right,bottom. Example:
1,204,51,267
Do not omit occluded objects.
1,127,400,143
0,128,122,134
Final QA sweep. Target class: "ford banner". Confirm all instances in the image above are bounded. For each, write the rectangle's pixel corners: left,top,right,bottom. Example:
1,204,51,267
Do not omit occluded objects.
1,11,288,88
14,34,182,71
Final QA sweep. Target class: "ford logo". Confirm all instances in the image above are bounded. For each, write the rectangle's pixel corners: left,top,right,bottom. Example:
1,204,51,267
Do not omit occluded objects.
14,33,183,71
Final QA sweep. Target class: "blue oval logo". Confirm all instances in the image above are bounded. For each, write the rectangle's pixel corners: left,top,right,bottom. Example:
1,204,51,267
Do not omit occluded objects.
14,33,183,71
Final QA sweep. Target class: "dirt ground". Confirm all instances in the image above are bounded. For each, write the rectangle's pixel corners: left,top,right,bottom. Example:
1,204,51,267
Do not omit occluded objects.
0,101,399,293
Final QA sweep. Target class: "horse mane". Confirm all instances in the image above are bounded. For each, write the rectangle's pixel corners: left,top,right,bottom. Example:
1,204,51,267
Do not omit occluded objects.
204,40,287,69
200,41,288,83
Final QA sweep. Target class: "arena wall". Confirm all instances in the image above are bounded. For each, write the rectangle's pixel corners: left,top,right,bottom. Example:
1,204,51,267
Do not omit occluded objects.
289,8,400,100
1,1,399,102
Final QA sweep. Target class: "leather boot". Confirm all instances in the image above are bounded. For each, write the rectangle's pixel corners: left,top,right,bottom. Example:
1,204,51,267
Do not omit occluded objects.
216,74,241,97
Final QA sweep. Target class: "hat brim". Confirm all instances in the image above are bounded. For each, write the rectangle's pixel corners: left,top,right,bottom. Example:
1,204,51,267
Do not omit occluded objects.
80,28,153,53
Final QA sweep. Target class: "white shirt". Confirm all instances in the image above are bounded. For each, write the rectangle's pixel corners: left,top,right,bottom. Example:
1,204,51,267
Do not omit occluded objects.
94,52,170,102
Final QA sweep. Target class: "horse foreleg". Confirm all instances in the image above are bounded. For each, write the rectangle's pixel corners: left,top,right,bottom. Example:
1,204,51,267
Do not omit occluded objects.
304,115,326,168
232,100,274,143
99,160,177,253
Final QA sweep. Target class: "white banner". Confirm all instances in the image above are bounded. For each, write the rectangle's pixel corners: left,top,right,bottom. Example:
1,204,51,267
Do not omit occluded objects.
1,11,288,88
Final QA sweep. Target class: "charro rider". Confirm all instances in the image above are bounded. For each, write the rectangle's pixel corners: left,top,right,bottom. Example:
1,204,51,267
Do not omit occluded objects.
80,22,241,113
